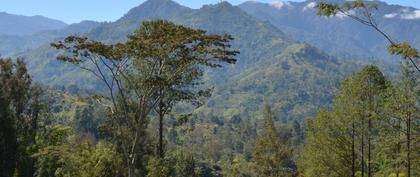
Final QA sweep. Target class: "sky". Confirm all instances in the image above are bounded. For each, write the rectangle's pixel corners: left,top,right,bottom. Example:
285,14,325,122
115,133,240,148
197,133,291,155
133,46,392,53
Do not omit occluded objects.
0,0,419,24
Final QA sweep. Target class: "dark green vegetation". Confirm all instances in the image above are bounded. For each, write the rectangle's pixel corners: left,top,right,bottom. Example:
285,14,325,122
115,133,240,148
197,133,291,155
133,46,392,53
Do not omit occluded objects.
301,64,419,177
0,0,419,177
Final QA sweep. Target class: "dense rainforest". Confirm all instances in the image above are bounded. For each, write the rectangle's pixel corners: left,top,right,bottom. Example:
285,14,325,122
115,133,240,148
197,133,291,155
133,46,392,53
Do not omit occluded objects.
0,0,419,177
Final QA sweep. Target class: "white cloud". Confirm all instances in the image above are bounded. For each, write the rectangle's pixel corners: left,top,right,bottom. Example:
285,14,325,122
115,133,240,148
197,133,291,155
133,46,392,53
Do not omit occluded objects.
383,9,420,20
269,0,292,9
400,10,420,19
334,10,355,19
384,13,398,18
401,8,410,13
303,2,317,11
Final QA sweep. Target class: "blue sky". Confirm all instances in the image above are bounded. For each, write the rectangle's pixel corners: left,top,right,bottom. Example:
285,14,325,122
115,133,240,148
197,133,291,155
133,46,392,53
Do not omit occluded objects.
1,0,419,24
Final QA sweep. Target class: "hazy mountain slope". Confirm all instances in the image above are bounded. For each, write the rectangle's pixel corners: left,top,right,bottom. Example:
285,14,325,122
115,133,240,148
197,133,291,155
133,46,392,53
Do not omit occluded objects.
0,12,67,36
238,0,420,61
17,0,367,122
0,21,100,56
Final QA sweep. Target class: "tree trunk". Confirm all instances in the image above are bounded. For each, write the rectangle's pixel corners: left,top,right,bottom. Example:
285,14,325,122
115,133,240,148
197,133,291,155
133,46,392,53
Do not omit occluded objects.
368,118,372,177
361,133,365,177
396,119,401,177
406,114,411,177
352,122,356,177
361,115,365,177
158,100,165,158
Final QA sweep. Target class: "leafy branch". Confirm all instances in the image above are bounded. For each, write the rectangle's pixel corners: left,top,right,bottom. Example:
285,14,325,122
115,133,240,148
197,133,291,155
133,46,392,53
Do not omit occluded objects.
316,0,420,72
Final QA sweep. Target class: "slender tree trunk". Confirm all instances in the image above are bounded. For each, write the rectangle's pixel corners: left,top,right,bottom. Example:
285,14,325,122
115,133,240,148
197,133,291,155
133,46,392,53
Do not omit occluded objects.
352,122,356,177
368,118,372,177
159,112,164,158
406,114,411,177
157,60,165,159
158,99,164,158
125,150,132,177
396,119,401,177
361,114,366,177
361,133,365,177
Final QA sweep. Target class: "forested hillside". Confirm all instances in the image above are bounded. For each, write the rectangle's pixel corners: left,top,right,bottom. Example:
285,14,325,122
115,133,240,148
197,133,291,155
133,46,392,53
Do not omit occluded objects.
0,0,418,177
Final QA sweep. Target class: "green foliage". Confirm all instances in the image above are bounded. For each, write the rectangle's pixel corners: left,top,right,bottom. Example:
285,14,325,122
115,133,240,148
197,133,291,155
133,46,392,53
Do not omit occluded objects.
252,105,294,177
146,157,171,177
52,19,239,176
0,89,18,177
126,19,238,157
316,0,377,17
0,58,42,177
171,151,199,177
301,65,419,177
388,43,420,60
146,150,200,177
34,125,123,177
316,2,339,17
301,110,354,177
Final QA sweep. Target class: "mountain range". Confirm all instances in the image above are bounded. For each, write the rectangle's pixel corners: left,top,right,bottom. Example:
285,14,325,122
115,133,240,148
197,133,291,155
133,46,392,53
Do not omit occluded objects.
0,12,67,36
0,0,406,122
239,0,420,61
0,20,100,56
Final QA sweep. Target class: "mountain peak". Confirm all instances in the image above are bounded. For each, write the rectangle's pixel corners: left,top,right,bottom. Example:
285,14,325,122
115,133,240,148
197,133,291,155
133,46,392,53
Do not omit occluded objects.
216,1,234,7
121,0,189,21
201,1,234,9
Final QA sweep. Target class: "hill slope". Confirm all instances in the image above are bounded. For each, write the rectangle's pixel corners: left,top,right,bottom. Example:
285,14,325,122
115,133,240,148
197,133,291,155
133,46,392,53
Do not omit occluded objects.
0,21,100,56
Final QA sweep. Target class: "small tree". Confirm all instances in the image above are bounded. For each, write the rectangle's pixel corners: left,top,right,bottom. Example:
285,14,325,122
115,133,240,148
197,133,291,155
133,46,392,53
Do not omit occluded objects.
252,105,294,177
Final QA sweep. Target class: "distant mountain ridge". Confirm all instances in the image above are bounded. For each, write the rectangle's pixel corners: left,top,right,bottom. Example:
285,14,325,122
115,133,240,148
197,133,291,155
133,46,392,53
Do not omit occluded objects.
0,12,67,36
238,0,420,61
0,20,100,56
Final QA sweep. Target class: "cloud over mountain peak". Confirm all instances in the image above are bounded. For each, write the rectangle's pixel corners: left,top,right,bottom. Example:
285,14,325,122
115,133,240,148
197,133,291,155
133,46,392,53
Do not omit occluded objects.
384,8,420,20
269,0,292,9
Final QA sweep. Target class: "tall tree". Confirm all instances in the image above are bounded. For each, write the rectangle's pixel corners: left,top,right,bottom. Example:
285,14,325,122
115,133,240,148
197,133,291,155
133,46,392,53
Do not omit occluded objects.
301,65,389,177
384,63,419,177
0,88,18,177
125,20,238,158
351,66,388,177
52,20,238,176
301,109,354,177
52,34,161,177
0,58,42,177
252,105,294,177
